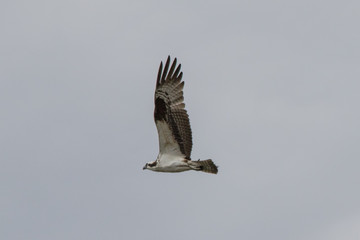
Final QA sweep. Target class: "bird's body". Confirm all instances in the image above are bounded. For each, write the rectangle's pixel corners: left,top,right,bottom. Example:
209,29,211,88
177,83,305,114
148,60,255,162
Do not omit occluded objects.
143,56,218,174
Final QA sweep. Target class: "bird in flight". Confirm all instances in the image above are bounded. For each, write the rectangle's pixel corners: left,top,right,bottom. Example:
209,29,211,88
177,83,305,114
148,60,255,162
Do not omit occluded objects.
143,56,218,174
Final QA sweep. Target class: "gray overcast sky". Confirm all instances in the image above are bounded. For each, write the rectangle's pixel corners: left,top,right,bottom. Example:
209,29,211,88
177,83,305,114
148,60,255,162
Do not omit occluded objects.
1,0,360,239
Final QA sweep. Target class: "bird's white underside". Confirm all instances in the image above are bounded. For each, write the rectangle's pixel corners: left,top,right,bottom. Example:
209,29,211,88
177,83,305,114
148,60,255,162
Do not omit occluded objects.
156,120,184,156
152,120,191,172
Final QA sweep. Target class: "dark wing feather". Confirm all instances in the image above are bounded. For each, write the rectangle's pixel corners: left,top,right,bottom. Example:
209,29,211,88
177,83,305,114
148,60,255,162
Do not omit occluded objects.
154,56,193,158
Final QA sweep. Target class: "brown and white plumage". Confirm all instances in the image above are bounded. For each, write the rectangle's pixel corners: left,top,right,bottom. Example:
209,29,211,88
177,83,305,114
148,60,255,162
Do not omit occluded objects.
143,56,218,174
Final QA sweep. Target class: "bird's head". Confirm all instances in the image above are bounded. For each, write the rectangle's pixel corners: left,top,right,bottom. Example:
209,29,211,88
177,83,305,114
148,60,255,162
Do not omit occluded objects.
143,161,157,170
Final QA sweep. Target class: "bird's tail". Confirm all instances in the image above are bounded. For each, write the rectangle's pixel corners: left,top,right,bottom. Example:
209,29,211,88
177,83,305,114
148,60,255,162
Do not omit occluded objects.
189,159,218,174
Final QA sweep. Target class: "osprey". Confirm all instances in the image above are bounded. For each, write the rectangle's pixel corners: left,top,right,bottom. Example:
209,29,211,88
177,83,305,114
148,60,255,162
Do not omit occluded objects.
143,56,218,174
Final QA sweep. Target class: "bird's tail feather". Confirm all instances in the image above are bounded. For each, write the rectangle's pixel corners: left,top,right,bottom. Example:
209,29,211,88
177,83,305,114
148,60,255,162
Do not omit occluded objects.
190,159,218,174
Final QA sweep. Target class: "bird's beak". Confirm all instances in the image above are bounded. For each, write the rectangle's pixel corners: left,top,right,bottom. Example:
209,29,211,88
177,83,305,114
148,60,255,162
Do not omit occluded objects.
143,164,147,170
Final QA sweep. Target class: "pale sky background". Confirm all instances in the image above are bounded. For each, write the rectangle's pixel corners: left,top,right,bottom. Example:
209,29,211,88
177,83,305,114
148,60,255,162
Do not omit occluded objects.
1,0,360,239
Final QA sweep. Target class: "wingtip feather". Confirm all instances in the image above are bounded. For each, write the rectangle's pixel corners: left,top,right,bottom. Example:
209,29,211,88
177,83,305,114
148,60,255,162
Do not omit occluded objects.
157,61,163,86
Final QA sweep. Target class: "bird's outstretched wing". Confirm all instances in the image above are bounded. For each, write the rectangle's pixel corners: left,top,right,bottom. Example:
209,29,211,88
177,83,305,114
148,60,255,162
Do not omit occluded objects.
154,56,193,159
